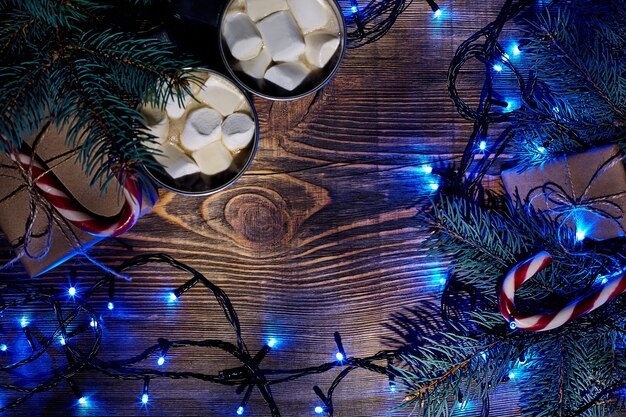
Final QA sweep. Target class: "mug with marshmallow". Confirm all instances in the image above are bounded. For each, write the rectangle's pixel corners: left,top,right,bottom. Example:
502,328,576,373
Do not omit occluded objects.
219,0,346,100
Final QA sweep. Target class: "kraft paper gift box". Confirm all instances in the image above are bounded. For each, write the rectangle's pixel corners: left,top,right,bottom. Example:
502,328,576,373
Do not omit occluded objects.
502,145,626,241
0,125,153,277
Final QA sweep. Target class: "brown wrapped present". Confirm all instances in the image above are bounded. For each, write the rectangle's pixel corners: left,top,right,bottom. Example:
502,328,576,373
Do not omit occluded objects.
0,125,153,276
502,145,626,241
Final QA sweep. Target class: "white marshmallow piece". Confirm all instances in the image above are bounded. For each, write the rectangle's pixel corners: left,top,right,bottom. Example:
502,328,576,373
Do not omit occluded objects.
165,90,192,120
287,0,331,33
223,12,263,61
256,11,305,62
304,32,340,68
245,0,288,21
239,47,272,79
154,144,201,179
181,108,223,152
222,113,256,152
192,141,234,175
197,76,246,116
264,62,310,91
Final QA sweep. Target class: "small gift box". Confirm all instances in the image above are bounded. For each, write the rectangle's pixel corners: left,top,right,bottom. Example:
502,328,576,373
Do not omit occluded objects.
502,145,626,241
0,125,154,277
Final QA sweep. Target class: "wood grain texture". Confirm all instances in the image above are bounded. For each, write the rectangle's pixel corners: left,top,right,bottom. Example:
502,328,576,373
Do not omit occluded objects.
0,1,528,416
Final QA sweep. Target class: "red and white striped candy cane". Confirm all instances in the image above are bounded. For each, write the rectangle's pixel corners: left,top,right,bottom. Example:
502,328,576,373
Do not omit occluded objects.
499,251,626,332
12,151,156,237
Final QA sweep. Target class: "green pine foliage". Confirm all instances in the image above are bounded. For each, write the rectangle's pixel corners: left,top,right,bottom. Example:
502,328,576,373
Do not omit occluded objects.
511,0,626,169
404,194,626,417
0,0,197,189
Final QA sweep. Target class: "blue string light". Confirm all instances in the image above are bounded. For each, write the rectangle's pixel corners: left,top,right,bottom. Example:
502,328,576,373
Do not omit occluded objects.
168,292,177,302
141,393,149,404
20,317,29,328
315,406,324,414
508,371,516,379
237,406,245,415
509,321,517,330
350,5,358,13
422,165,433,174
0,344,7,352
78,397,87,406
428,183,439,191
335,352,344,362
157,356,165,366
59,337,66,346
433,9,442,18
493,63,503,72
107,302,114,311
479,141,487,151
90,319,97,328
512,44,521,56
267,338,278,348
576,229,586,241
68,287,76,297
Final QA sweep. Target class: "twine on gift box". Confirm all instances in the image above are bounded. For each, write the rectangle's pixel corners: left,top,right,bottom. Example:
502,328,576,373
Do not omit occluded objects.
525,151,626,252
0,124,129,280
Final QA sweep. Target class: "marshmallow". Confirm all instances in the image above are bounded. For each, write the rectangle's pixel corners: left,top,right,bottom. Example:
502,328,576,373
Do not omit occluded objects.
264,62,310,91
245,0,288,21
181,108,223,152
223,12,263,61
239,47,272,79
192,141,234,175
256,11,305,62
197,76,246,116
304,32,340,68
165,89,193,120
222,113,256,152
154,143,201,179
287,0,331,33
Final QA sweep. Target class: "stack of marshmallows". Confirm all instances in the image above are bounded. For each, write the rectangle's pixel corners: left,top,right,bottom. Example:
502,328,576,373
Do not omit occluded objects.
142,73,256,180
223,0,341,92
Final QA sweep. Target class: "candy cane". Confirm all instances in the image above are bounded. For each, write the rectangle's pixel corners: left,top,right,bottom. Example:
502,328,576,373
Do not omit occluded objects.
499,251,626,332
12,151,156,237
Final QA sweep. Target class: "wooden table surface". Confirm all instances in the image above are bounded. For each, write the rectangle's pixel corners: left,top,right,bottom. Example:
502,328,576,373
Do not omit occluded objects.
0,1,524,416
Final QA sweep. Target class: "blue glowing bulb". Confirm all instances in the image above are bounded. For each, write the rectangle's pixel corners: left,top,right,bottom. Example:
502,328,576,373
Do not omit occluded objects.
601,277,609,285
78,397,87,406
168,292,177,302
267,338,278,348
422,165,433,174
537,146,546,154
350,5,358,13
141,394,149,404
428,183,439,191
508,371,516,379
68,287,76,297
576,229,586,241
107,302,114,311
20,318,29,328
439,277,446,284
315,406,324,414
479,141,487,151
157,356,165,366
0,344,7,352
389,384,396,392
509,321,517,330
335,352,345,361
237,406,245,415
480,351,487,360
60,337,66,346
512,45,521,56
493,64,503,72
90,319,97,328
433,9,442,18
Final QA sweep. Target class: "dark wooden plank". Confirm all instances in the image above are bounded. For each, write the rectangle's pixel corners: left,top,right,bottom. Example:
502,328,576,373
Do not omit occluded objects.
0,1,527,416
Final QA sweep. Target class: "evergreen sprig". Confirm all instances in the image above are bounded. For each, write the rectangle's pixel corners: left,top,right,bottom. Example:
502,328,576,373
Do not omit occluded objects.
0,0,197,189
